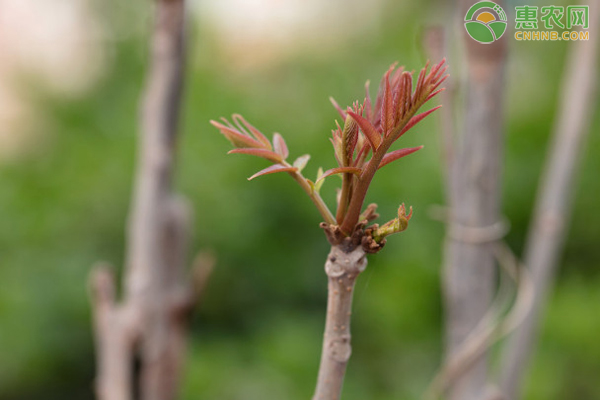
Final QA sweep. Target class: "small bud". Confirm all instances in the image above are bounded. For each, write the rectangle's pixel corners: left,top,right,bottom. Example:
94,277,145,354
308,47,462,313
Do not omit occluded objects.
315,167,325,192
341,113,359,166
372,203,413,242
293,154,310,172
330,131,344,167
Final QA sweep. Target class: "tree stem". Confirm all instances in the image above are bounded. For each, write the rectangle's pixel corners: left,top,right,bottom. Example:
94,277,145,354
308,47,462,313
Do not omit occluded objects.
313,246,367,400
443,2,507,398
339,152,384,234
336,173,352,224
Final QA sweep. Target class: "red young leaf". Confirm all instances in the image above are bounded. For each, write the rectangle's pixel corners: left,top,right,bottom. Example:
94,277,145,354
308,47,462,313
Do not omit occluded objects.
432,63,448,84
372,73,387,129
391,67,404,87
273,133,289,159
417,62,428,89
414,61,429,100
425,87,446,102
403,72,413,113
391,69,405,126
378,146,424,169
424,60,448,96
427,58,446,85
316,167,362,183
232,114,272,149
333,120,343,139
347,111,382,150
381,65,395,135
248,164,298,180
364,81,373,121
353,141,371,167
330,137,344,167
210,120,265,148
396,73,410,120
228,148,283,163
329,97,347,120
430,72,449,92
396,105,442,139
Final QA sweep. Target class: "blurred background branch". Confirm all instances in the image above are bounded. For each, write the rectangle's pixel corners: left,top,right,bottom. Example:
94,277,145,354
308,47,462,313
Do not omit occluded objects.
440,1,507,399
500,2,600,399
90,1,203,399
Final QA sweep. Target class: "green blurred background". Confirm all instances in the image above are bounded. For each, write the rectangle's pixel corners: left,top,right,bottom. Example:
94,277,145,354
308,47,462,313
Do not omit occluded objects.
0,0,599,399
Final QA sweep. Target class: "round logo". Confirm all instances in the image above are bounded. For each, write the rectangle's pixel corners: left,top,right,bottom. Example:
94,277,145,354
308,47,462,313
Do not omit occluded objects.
464,1,507,43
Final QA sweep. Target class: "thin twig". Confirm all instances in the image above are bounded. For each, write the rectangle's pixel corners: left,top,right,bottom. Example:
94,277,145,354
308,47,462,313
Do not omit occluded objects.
286,166,337,225
425,240,534,400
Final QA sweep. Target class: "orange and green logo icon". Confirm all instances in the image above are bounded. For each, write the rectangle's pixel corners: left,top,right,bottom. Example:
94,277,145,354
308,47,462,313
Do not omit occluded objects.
464,1,508,43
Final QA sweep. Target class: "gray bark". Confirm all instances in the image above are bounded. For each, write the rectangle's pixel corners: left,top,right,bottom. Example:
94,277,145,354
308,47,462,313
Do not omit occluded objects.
442,2,507,399
313,246,367,400
89,1,210,399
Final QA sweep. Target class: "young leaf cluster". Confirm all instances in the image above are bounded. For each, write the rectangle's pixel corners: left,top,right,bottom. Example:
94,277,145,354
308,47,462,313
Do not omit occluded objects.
211,59,448,246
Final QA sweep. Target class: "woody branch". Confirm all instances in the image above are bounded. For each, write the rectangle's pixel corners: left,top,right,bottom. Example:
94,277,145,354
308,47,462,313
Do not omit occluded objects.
89,1,212,399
